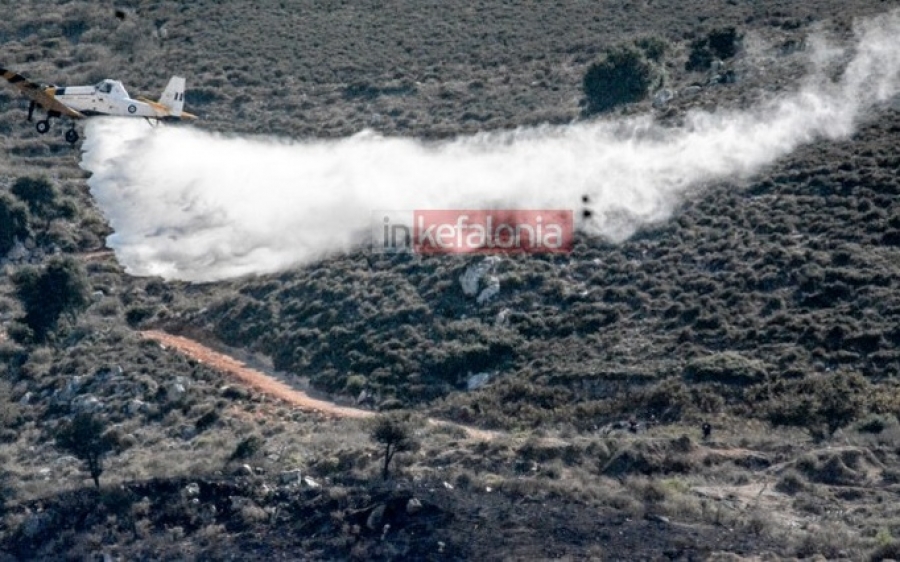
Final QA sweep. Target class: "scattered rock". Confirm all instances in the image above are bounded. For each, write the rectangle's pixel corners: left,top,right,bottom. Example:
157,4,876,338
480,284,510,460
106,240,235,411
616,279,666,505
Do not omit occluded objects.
60,376,86,401
652,88,674,108
4,240,30,263
71,394,102,414
22,511,53,539
356,389,376,407
378,398,405,411
460,257,500,297
279,469,303,486
184,483,201,498
467,372,491,391
229,495,253,511
476,275,500,304
366,504,386,530
239,503,269,525
406,497,422,514
126,399,146,416
644,513,670,525
167,377,188,401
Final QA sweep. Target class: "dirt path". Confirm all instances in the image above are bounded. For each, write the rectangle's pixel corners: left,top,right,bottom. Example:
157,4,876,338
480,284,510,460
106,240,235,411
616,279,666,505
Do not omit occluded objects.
139,330,496,440
140,330,374,419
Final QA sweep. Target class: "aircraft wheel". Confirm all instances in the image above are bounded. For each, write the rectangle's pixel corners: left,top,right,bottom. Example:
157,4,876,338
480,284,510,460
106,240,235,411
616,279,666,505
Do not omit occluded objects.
65,129,79,144
35,120,50,134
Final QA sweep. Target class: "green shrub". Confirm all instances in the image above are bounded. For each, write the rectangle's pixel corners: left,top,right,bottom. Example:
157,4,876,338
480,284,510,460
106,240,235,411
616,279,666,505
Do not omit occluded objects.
11,176,56,216
344,374,367,396
775,470,807,495
12,257,90,342
686,27,740,71
686,39,714,71
853,414,894,434
0,193,30,255
708,27,740,60
765,372,870,435
583,46,657,114
683,352,768,385
229,434,264,462
10,176,74,224
195,409,219,432
125,305,155,327
634,36,668,62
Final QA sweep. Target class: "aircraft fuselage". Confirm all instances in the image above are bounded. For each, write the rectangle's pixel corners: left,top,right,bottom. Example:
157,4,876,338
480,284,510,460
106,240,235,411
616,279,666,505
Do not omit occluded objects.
52,79,174,119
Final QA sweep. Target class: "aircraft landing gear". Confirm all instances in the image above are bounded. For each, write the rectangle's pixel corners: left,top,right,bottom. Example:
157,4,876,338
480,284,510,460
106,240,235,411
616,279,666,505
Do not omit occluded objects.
65,128,79,144
35,120,50,134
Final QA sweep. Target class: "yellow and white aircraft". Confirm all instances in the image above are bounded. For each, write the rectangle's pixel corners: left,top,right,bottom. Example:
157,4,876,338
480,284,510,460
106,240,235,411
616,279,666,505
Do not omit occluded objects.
0,67,197,144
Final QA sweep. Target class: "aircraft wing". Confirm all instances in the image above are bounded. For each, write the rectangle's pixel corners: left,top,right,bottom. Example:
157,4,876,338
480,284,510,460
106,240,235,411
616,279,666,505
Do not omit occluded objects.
0,67,85,119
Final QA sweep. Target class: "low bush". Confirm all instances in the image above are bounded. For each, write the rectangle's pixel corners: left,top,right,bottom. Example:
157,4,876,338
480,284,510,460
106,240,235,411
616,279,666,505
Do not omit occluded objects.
686,27,740,71
583,46,658,114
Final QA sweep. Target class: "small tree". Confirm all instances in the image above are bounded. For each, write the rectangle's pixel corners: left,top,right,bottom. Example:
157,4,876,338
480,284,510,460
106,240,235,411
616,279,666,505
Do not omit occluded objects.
12,177,56,219
55,413,114,489
10,176,76,233
583,46,657,114
370,414,416,480
12,257,90,342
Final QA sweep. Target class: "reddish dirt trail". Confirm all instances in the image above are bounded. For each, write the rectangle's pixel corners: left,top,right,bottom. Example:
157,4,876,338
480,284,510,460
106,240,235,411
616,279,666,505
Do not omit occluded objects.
140,330,375,419
140,330,497,440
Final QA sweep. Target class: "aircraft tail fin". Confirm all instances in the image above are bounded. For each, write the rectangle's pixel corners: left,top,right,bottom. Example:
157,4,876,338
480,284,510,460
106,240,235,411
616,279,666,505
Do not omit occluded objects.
158,76,185,117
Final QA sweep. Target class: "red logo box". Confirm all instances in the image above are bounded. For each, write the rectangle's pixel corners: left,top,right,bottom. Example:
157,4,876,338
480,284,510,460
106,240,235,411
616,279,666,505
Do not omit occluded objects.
412,210,573,254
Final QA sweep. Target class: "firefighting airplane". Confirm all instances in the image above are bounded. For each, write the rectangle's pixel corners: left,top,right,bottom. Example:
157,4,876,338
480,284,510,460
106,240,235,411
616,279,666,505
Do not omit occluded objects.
0,66,197,144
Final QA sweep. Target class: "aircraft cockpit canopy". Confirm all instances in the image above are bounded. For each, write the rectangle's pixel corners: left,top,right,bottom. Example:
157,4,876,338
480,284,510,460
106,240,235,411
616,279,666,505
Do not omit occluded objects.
94,80,128,97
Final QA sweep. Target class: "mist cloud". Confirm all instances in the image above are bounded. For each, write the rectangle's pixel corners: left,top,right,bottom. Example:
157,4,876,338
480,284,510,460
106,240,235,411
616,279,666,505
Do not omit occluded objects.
81,10,900,282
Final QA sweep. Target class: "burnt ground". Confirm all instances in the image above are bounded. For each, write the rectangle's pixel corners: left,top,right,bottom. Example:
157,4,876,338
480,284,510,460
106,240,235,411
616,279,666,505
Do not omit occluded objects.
2,474,783,562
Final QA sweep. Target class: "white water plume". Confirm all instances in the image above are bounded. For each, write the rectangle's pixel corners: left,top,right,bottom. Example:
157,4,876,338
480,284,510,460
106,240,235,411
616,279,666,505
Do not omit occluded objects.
80,10,900,282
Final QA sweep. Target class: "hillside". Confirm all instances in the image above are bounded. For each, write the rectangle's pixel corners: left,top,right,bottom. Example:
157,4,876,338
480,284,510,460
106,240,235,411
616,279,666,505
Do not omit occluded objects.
2,1,900,560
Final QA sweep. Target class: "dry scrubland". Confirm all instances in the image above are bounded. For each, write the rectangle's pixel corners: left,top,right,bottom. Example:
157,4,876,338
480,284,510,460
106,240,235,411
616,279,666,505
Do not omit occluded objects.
2,0,900,560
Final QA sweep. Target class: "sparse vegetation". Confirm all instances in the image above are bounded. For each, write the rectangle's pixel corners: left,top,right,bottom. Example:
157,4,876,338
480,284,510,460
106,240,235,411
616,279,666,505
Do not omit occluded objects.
54,413,115,489
0,0,897,559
